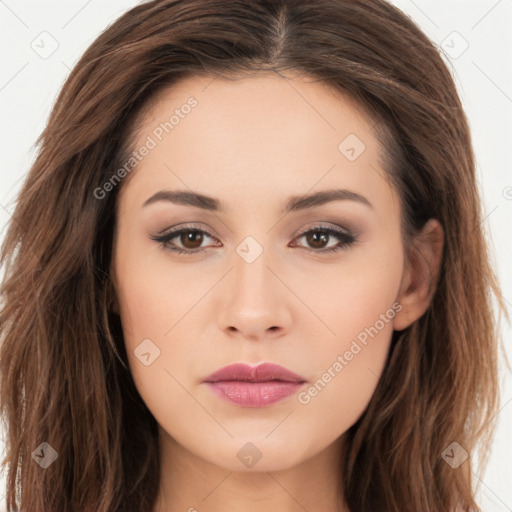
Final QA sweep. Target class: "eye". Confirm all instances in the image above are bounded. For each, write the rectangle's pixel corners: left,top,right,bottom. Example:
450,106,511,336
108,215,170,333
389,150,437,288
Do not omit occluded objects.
150,224,358,256
150,224,219,255
290,225,357,254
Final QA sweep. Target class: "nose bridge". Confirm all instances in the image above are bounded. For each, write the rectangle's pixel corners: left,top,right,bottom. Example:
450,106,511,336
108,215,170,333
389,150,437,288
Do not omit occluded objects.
216,232,290,330
214,220,297,339
232,234,276,302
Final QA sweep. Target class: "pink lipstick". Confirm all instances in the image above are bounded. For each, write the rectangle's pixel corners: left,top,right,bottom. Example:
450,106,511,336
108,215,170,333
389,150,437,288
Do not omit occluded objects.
202,362,307,407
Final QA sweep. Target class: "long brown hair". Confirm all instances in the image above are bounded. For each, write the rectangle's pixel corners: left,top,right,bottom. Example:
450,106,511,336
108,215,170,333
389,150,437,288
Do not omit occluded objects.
0,1,509,510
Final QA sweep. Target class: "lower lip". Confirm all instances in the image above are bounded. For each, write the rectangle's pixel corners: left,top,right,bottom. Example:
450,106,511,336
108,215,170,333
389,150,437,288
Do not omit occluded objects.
205,381,305,407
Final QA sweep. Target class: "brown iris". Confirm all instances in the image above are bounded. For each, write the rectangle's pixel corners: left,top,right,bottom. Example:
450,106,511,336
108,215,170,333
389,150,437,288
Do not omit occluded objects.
305,230,329,249
180,230,204,249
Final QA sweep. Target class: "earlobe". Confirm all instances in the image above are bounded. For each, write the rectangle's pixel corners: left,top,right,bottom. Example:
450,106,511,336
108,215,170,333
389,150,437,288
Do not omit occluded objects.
393,218,444,332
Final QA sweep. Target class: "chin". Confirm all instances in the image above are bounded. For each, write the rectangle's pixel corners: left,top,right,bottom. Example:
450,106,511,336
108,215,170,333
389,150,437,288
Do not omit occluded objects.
200,435,315,473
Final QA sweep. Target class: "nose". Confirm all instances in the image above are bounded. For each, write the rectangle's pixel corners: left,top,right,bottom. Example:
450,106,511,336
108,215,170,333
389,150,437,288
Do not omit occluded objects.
216,246,293,341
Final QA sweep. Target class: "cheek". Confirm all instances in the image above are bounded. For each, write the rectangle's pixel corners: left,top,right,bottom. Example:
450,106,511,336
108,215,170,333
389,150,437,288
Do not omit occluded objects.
294,300,399,446
112,237,188,389
114,265,199,434
300,231,403,350
295,236,403,422
113,225,193,342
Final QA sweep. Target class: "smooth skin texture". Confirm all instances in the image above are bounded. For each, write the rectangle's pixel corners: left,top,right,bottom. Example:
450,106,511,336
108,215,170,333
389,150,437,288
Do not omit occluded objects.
111,73,443,512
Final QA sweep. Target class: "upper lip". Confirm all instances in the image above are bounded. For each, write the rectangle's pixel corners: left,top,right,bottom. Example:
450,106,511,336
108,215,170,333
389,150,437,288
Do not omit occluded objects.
203,363,307,383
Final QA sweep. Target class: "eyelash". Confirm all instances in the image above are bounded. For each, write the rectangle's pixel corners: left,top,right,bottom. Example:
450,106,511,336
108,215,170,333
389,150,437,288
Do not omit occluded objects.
150,224,358,256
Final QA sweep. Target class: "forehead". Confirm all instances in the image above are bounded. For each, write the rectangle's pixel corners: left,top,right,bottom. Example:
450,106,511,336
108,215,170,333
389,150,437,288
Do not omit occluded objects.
135,72,376,147
118,72,397,216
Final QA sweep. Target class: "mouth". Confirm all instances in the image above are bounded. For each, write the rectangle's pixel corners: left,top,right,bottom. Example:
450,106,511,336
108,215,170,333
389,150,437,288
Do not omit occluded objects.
202,362,307,407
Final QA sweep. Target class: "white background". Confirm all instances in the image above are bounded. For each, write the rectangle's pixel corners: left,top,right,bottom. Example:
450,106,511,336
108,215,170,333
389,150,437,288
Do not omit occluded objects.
0,0,511,510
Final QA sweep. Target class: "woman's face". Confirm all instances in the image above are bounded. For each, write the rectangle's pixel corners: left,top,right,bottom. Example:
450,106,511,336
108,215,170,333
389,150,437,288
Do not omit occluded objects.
111,73,415,472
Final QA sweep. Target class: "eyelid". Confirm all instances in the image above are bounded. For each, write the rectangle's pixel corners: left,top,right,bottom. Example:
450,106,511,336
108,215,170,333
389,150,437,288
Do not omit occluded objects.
153,221,353,242
154,222,215,237
293,222,353,238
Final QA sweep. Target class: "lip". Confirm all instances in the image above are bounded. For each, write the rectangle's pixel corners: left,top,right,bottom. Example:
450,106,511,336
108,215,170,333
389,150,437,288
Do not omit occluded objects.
202,363,307,408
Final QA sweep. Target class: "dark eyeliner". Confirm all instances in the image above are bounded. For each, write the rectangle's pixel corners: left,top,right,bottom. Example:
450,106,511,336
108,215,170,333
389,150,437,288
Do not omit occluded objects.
150,224,358,255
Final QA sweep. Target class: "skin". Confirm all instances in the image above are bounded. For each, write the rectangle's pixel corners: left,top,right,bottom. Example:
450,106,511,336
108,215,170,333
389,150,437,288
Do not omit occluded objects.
110,72,443,512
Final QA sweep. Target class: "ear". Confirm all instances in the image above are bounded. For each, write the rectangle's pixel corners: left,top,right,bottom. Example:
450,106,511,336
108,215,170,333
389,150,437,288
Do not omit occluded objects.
393,218,444,331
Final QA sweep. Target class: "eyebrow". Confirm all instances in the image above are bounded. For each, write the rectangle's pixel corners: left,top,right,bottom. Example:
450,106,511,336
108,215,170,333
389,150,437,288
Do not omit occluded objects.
142,188,373,213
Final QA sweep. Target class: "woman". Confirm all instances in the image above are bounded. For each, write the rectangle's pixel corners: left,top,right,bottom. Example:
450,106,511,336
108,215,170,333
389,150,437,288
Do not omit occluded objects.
0,0,508,511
